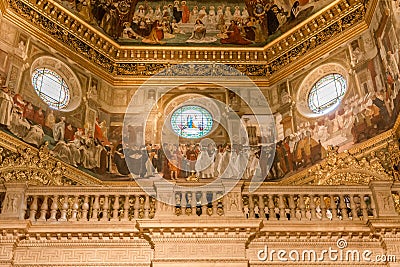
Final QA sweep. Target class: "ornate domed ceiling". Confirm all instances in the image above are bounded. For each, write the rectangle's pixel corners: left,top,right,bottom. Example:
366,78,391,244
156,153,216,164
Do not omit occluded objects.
0,0,377,84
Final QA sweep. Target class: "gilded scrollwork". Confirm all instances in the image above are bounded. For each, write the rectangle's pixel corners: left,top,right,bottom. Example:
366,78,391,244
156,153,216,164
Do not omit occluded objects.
308,145,393,186
0,144,69,186
5,0,372,79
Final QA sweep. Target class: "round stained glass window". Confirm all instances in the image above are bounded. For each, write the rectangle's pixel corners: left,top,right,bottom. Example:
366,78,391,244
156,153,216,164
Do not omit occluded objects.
308,73,347,114
170,105,213,139
32,68,70,110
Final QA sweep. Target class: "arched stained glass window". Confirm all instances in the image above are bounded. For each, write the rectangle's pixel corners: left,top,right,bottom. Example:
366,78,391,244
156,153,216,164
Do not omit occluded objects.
171,105,213,139
32,68,70,110
308,73,347,114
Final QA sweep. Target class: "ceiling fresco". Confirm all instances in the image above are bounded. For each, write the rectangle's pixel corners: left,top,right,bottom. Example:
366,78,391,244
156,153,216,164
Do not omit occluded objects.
58,0,333,46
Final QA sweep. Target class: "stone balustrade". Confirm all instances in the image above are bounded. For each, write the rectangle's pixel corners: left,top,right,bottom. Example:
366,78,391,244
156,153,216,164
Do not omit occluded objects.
171,188,225,217
23,186,157,222
241,185,377,221
0,181,398,223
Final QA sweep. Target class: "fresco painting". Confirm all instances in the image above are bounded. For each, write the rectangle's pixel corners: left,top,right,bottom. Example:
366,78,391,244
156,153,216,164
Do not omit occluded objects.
58,0,333,46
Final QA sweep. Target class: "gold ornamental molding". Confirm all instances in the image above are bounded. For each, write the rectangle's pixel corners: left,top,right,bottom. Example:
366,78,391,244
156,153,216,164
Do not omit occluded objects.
0,0,377,86
276,113,400,186
308,145,392,186
0,131,103,186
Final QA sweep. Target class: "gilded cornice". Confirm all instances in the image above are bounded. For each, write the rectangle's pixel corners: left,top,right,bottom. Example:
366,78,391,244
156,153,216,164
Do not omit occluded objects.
274,129,398,186
0,0,377,86
0,131,103,186
1,98,400,188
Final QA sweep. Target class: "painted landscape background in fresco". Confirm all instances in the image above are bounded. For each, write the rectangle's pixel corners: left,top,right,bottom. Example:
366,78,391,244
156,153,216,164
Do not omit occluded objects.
1,1,399,182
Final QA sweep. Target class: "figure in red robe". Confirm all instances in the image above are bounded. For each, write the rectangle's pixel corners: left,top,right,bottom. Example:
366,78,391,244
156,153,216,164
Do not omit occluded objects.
23,102,35,122
181,1,190,23
33,107,45,126
221,20,252,45
64,123,75,141
13,94,25,114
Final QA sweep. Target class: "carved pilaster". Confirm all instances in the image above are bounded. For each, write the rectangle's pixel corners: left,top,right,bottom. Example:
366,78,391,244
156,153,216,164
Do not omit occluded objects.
0,182,27,220
380,233,400,267
222,180,244,218
369,181,398,217
154,181,175,218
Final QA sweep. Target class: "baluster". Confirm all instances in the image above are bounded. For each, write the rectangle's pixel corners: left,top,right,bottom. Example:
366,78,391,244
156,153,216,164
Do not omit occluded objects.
253,196,260,218
320,195,328,220
212,192,218,215
122,195,130,221
201,192,207,215
178,192,184,207
369,195,377,218
139,196,145,218
191,192,196,216
278,195,286,220
59,195,69,222
288,195,296,220
349,194,358,220
268,195,276,220
249,195,255,218
38,196,48,221
81,195,89,221
70,196,79,221
299,195,306,220
330,195,338,220
144,195,150,218
134,195,140,219
112,195,120,221
101,195,109,221
90,195,100,221
49,195,58,222
339,195,349,220
360,194,369,221
259,195,265,218
309,195,317,220
29,196,38,221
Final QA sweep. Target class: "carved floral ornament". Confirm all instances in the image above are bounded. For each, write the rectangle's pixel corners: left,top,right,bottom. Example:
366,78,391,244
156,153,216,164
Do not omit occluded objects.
308,145,394,185
296,63,350,118
0,143,67,186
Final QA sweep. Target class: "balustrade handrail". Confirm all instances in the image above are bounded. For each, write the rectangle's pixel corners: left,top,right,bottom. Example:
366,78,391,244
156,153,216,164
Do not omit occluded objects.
25,186,156,196
242,184,373,195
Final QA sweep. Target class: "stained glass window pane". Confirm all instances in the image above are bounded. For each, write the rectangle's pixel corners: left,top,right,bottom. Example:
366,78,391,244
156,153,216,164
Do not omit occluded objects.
308,73,347,114
171,105,213,139
32,68,70,110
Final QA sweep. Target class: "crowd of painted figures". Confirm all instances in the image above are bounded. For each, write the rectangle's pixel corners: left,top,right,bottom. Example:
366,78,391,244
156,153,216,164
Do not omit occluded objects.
61,0,315,44
0,84,322,181
0,85,397,181
0,87,112,175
